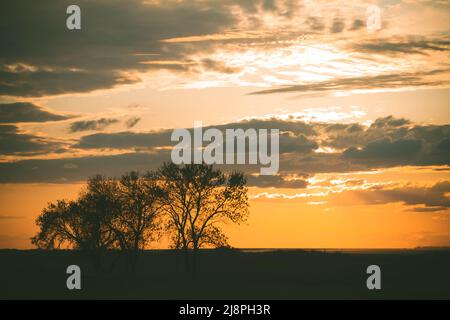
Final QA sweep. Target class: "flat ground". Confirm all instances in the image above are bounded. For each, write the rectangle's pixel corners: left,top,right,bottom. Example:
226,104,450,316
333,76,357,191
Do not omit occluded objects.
1,249,449,299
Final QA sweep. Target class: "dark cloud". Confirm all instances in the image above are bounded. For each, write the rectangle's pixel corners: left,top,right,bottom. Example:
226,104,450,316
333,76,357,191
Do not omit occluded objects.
74,130,172,149
322,116,449,151
306,17,325,31
0,147,311,187
125,116,141,129
0,0,238,97
1,116,448,183
275,116,449,174
317,117,449,170
0,102,71,123
69,118,119,133
0,0,310,98
0,152,171,183
411,124,450,144
261,0,277,12
11,116,449,172
350,18,365,31
222,119,316,136
0,124,62,155
325,123,364,133
433,137,450,155
250,69,450,95
73,119,318,153
279,132,318,153
371,116,410,128
0,0,375,98
352,36,450,56
331,17,345,33
247,174,308,188
354,181,450,212
0,69,140,97
201,59,242,74
411,207,447,213
343,138,423,160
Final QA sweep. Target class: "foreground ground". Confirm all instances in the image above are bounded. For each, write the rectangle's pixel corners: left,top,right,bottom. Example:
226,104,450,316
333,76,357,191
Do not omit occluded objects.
1,249,449,299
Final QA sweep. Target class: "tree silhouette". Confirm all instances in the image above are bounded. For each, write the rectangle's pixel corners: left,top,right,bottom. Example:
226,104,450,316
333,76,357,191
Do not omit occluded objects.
157,163,249,250
111,171,165,269
31,173,164,271
32,176,122,270
31,199,86,250
31,164,249,273
77,175,121,252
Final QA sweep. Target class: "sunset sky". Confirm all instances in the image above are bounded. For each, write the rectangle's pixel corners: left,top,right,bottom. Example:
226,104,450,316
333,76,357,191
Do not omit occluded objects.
0,0,449,249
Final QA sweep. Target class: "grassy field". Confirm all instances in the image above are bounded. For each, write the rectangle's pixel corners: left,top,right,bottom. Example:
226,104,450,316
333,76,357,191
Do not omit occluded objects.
1,249,449,299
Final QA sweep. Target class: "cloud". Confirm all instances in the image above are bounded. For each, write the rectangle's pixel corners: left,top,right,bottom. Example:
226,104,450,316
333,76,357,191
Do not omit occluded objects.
1,116,448,183
0,152,171,183
1,0,447,97
125,116,141,129
352,36,450,56
277,116,449,174
0,102,71,123
371,116,410,128
433,137,450,155
353,181,450,212
250,69,450,95
201,59,242,74
73,130,172,149
322,116,449,150
0,0,238,97
3,0,429,97
247,174,308,188
279,132,318,154
0,124,63,155
306,17,325,31
331,17,345,33
350,18,365,31
69,118,119,133
343,138,423,160
0,0,317,98
73,119,319,153
411,207,447,213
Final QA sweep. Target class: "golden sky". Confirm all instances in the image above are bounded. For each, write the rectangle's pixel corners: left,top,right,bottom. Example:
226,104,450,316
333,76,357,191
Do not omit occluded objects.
0,0,449,249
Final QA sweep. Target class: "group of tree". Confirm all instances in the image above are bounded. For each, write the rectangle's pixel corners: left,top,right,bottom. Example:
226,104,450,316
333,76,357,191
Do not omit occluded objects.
31,163,249,271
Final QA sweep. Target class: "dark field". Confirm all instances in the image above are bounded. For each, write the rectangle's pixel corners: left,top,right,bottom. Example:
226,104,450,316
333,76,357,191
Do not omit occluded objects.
1,249,449,299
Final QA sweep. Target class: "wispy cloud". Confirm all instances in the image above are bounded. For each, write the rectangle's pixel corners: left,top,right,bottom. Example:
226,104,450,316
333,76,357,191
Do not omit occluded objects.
125,117,141,129
250,69,450,95
69,118,119,133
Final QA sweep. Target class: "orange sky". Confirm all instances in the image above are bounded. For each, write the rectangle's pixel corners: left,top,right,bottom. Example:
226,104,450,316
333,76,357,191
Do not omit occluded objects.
1,166,448,249
0,0,449,249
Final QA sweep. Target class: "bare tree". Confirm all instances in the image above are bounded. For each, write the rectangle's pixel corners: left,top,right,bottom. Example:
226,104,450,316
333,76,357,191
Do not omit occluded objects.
32,175,122,270
31,199,86,250
31,173,164,271
32,165,248,274
77,175,121,253
110,171,165,269
157,163,249,251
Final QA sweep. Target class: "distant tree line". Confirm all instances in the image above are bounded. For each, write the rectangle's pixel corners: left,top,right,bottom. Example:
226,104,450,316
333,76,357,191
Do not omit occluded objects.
31,163,249,271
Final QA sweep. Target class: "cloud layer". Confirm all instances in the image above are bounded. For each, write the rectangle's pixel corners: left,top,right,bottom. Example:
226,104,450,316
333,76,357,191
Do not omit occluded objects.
0,103,71,123
0,125,62,155
353,181,450,212
3,1,449,97
0,115,448,185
